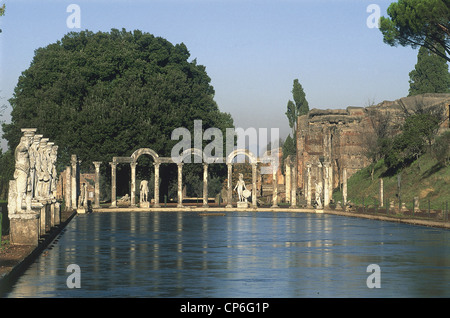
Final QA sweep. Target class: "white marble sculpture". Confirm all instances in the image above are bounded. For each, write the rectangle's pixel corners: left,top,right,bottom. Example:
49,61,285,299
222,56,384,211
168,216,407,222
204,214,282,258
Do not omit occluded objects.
315,181,323,209
78,182,87,207
49,144,58,199
13,136,33,212
37,138,50,200
29,135,41,199
234,173,247,202
140,180,149,203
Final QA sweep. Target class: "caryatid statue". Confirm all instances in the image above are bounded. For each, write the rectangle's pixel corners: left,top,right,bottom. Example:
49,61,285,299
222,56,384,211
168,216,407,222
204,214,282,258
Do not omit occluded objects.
14,135,33,212
47,143,58,199
37,138,50,200
140,180,149,203
29,134,42,199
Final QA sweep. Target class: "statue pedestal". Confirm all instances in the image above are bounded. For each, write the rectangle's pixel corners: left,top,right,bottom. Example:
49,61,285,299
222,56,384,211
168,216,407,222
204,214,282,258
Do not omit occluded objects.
9,212,40,246
237,201,249,209
140,202,150,208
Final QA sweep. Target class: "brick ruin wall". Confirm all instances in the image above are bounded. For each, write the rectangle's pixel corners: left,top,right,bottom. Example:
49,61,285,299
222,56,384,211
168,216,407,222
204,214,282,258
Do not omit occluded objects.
295,93,450,195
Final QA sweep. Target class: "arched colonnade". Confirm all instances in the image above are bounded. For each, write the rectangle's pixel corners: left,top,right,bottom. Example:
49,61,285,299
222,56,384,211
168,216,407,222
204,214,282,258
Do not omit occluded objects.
107,148,283,209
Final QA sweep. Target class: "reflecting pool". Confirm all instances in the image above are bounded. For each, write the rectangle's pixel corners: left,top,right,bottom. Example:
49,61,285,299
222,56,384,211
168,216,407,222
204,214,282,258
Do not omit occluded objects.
4,212,450,297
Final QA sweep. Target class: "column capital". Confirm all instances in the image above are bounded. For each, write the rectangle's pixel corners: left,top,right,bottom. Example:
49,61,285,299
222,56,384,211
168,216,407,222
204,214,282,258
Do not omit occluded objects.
21,128,37,137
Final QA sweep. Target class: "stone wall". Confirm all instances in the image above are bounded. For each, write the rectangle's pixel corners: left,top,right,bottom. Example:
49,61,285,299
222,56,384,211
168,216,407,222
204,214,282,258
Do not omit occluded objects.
296,93,450,198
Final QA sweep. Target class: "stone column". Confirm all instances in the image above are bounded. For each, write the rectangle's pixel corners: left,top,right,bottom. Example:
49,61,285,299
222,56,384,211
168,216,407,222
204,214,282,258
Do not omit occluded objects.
153,163,160,208
202,163,209,208
71,155,78,209
226,164,233,208
343,168,347,207
291,162,297,208
110,161,117,208
130,162,137,207
306,163,312,208
93,162,101,208
271,160,278,208
65,166,72,210
323,161,330,208
379,178,384,207
285,160,291,203
177,163,183,208
251,163,257,208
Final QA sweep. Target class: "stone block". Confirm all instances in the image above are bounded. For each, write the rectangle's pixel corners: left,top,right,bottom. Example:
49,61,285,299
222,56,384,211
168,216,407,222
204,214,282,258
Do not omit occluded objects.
140,202,150,208
237,201,249,208
9,213,40,246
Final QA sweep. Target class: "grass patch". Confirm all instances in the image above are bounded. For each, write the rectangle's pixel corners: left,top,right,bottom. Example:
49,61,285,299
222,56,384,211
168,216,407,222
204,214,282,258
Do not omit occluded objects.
333,153,450,211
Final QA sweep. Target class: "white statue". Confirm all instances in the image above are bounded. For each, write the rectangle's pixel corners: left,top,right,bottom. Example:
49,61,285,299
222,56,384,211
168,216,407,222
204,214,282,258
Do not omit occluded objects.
234,173,247,202
14,136,32,212
49,145,58,199
37,139,50,200
78,182,87,207
29,135,41,199
140,180,149,203
315,181,323,209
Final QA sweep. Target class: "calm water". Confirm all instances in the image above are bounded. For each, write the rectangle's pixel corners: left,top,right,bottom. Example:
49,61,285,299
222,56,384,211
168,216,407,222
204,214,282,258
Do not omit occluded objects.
3,212,450,298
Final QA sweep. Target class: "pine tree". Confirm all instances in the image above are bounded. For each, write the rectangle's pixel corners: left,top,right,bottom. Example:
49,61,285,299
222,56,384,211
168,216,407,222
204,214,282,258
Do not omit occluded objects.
285,78,309,141
292,79,309,116
408,44,450,96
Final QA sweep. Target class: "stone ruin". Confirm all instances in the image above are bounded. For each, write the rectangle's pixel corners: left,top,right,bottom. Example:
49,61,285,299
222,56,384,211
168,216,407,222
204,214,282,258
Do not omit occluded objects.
295,93,450,203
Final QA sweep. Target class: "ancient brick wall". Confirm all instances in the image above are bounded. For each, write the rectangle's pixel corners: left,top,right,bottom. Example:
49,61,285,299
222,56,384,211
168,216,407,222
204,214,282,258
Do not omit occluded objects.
295,93,450,196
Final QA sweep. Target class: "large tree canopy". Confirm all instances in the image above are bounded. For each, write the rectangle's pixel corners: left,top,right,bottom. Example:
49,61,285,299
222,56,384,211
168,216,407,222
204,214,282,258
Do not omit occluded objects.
379,0,450,62
408,44,450,96
3,28,234,170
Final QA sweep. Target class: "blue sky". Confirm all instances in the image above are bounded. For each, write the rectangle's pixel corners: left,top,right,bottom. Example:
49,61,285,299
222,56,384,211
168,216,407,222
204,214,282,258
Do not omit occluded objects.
0,0,419,151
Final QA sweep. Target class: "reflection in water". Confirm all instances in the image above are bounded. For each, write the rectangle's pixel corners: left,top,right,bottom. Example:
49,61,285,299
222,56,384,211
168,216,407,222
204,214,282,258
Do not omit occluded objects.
4,212,450,298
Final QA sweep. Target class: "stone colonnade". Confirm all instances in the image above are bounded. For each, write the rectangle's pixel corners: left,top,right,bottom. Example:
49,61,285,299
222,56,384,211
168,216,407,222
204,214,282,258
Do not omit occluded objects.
7,128,60,245
302,159,348,210
108,148,291,209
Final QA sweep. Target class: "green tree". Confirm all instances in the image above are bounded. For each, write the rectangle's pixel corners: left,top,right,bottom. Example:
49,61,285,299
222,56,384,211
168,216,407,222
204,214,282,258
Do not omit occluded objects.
408,44,450,95
0,3,4,33
293,79,309,116
285,78,309,143
432,130,450,166
379,0,450,62
2,29,234,198
383,113,441,171
281,134,296,173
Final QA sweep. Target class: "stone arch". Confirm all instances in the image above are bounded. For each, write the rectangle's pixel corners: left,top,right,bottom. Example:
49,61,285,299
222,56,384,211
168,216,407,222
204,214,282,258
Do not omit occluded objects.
225,149,258,208
226,148,257,164
131,148,159,165
175,148,210,207
130,148,160,208
180,148,204,163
